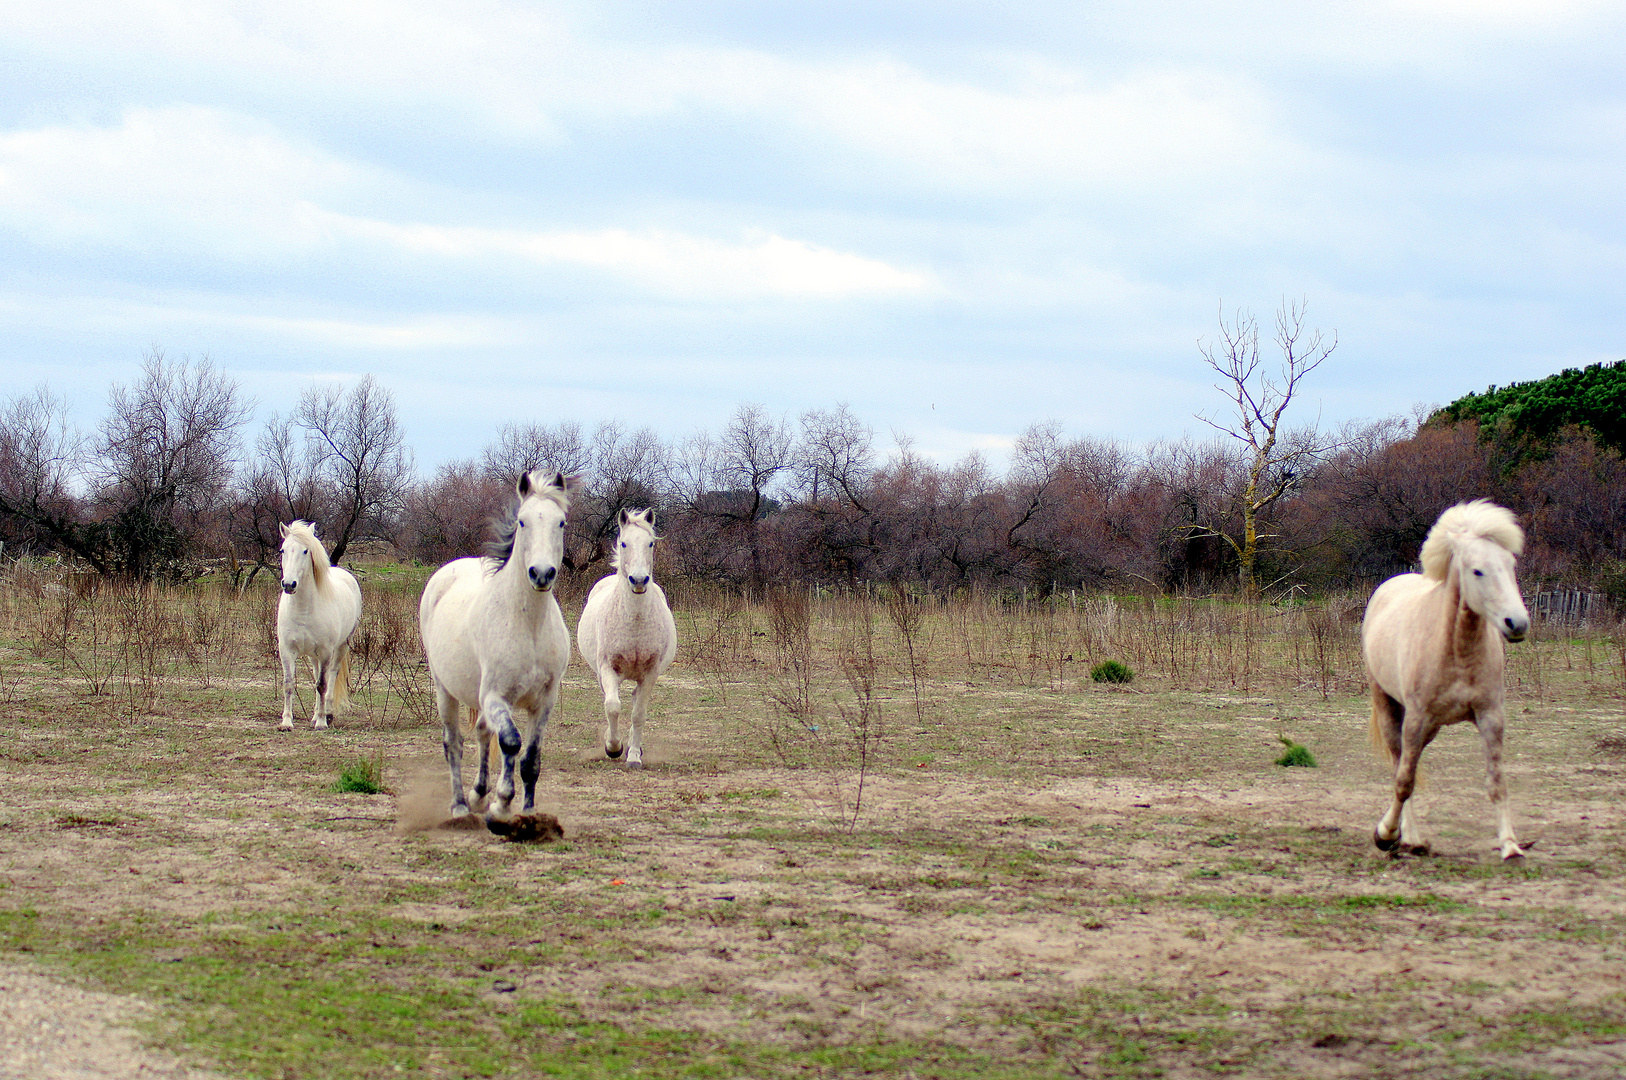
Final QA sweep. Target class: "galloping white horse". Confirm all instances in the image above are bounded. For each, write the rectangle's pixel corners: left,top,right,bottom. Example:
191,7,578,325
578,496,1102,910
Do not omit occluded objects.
419,471,571,823
577,508,677,768
276,521,363,731
1362,500,1531,860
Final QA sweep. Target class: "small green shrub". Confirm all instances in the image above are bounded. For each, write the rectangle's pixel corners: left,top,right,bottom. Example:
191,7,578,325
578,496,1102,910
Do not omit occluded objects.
335,755,386,794
1274,736,1317,768
1090,660,1134,684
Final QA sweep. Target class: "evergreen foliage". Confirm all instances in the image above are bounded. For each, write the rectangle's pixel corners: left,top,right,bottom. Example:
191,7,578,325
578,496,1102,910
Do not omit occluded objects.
1430,360,1626,456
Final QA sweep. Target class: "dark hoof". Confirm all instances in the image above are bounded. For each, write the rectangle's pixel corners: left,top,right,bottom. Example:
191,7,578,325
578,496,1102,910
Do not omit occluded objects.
484,812,564,843
1373,830,1400,852
605,744,624,760
1401,842,1432,857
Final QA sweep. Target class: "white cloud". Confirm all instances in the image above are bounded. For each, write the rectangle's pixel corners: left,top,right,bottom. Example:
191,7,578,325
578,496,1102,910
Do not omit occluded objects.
337,218,930,298
0,106,352,254
0,107,927,299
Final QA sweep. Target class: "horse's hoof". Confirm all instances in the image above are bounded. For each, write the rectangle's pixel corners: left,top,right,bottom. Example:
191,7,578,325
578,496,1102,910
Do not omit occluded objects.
440,810,483,831
605,744,623,760
1401,842,1432,857
278,720,294,731
1501,843,1527,860
1373,830,1400,852
484,811,564,843
626,759,643,770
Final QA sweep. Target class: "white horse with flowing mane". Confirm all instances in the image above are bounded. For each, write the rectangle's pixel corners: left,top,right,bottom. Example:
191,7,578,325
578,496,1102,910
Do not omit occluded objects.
577,508,677,768
276,521,363,731
419,471,571,834
1362,500,1531,860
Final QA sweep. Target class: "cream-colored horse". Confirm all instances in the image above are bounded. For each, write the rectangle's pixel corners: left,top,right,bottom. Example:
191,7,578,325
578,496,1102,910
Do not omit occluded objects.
576,508,677,768
1362,500,1531,860
276,521,362,731
419,471,571,822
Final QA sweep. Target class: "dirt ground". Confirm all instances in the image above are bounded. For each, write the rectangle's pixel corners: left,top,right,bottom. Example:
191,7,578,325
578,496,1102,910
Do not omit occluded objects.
2,653,1626,1078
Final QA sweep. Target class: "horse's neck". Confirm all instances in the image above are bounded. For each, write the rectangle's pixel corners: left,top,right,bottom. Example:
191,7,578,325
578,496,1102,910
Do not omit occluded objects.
489,561,555,624
1441,565,1493,666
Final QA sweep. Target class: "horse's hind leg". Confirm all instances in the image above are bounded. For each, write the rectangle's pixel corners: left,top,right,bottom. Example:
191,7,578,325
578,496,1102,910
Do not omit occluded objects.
1378,709,1434,857
1372,686,1427,854
438,685,471,817
311,657,330,729
1476,706,1525,860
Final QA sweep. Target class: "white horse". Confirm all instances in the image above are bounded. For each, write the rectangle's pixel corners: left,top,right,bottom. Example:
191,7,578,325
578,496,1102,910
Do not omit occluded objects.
1362,500,1531,860
276,521,363,731
419,471,571,825
577,508,677,768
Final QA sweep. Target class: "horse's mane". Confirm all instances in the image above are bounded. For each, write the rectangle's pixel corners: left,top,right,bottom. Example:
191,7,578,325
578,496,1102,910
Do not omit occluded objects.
611,509,658,571
484,475,571,573
1419,500,1524,581
285,521,330,588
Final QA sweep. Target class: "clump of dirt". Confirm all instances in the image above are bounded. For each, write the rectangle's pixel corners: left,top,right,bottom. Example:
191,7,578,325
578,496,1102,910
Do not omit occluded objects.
482,811,564,843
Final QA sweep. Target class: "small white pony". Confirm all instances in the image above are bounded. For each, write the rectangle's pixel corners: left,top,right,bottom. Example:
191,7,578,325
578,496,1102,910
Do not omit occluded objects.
1362,500,1531,860
577,508,677,768
276,521,363,731
419,471,571,826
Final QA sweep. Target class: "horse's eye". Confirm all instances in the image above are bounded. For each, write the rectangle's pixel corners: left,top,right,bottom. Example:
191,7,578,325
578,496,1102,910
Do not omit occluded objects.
1473,569,1484,577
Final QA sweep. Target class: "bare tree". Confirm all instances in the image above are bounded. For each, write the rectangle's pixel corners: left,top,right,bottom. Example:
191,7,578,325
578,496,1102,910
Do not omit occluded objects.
95,352,252,579
669,404,793,590
481,420,590,482
1195,299,1339,595
292,375,413,563
0,385,97,566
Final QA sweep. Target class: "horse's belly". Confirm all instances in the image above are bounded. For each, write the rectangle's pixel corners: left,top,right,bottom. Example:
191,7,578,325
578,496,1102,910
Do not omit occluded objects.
609,651,660,679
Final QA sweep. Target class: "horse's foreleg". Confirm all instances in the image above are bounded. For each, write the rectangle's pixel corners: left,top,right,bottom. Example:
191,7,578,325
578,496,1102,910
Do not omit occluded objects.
1476,708,1524,860
438,685,470,817
279,649,297,730
599,666,624,759
469,707,491,811
625,675,655,769
520,683,559,811
481,693,523,816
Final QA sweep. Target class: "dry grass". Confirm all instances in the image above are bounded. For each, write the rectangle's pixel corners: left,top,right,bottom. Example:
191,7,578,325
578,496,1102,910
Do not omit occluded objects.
2,560,1625,1079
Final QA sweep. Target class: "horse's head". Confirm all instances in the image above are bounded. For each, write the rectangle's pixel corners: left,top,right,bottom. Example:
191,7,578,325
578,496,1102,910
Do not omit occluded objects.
278,521,317,595
1427,502,1529,643
1458,536,1530,642
511,470,570,592
614,508,658,594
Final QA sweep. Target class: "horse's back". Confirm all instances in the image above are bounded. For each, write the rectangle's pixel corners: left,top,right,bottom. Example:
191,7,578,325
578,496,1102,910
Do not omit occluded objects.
1362,572,1441,698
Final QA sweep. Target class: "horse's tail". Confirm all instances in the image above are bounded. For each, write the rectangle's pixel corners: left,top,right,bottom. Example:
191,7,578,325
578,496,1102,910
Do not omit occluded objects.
331,641,352,711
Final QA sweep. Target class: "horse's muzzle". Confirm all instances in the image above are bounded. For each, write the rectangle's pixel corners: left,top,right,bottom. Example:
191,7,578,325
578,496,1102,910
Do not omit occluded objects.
281,581,297,594
528,565,557,591
629,575,649,594
1502,616,1529,642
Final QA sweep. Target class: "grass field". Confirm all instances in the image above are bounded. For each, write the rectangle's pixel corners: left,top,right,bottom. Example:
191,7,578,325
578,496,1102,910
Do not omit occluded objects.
1,560,1625,1078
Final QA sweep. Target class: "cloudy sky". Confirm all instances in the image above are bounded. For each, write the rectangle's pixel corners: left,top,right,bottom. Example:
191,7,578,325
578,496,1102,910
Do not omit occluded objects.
2,0,1622,470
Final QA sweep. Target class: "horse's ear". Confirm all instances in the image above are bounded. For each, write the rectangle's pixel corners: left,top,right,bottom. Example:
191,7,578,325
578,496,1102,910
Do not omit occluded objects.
279,522,289,538
640,508,655,526
517,470,533,497
619,507,632,526
551,471,567,491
